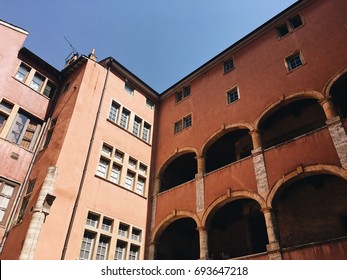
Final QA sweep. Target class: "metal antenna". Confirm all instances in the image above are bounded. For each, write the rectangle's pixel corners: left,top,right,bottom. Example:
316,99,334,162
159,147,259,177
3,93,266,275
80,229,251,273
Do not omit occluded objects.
64,36,79,60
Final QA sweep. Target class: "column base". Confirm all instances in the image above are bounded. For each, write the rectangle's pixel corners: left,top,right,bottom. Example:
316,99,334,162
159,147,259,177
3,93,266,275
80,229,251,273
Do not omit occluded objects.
266,242,282,260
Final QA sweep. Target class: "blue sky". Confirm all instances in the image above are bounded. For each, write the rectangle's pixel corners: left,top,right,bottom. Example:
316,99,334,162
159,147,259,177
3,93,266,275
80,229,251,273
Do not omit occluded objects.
2,0,297,92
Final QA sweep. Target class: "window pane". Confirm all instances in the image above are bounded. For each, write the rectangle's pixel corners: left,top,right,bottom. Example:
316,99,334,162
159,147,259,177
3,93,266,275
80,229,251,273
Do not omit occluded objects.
110,165,121,184
30,74,44,91
120,109,130,129
79,231,95,260
7,112,28,144
109,102,119,122
135,177,145,195
227,88,239,104
15,64,30,82
125,172,134,190
96,236,109,260
97,159,109,178
142,123,151,142
287,53,303,71
224,59,234,73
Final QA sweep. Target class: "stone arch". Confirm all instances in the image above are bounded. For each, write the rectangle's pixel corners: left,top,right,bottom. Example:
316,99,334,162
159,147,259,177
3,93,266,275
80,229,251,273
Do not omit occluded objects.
266,164,347,208
254,90,324,131
201,122,254,157
155,147,199,178
202,189,266,227
156,147,199,192
323,66,347,98
150,210,201,260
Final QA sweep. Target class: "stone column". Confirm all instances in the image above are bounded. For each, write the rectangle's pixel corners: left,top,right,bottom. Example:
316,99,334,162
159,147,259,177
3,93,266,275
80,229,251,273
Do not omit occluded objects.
195,155,205,213
19,166,57,260
262,208,282,260
197,226,208,259
147,242,157,260
250,130,269,197
150,177,161,229
320,98,347,169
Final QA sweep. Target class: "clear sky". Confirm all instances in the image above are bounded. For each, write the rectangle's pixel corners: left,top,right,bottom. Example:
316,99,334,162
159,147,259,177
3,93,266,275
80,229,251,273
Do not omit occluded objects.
2,0,297,92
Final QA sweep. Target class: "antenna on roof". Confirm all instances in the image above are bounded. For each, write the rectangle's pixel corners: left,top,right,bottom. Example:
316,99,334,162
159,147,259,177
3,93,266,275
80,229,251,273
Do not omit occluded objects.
64,36,79,66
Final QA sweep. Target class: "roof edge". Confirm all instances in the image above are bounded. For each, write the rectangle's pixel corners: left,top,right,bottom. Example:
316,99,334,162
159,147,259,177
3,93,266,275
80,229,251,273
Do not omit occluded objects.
0,19,29,35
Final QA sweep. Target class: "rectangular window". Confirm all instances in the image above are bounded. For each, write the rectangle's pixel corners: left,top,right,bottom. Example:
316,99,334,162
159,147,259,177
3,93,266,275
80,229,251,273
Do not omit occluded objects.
0,180,17,224
43,81,55,98
286,52,303,71
120,108,130,129
276,23,289,38
118,223,129,238
6,110,42,151
96,235,110,260
86,212,99,228
128,158,137,169
227,87,239,105
15,63,31,83
131,228,142,242
101,217,113,232
135,177,145,195
129,245,140,260
142,122,151,143
146,98,155,109
174,114,192,134
139,164,147,175
101,144,112,156
115,240,127,260
289,14,303,29
125,171,135,190
183,115,192,129
30,73,45,92
43,117,57,148
79,231,95,260
0,100,14,134
110,164,121,184
124,83,134,95
223,58,235,73
175,86,191,103
109,101,120,123
114,150,124,162
132,116,142,136
97,158,109,179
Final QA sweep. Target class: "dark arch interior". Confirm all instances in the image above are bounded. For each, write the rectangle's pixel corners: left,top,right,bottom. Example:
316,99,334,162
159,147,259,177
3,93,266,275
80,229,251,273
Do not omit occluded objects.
273,174,347,248
259,99,326,149
160,152,197,192
205,129,253,173
156,218,200,260
208,199,268,259
331,74,347,119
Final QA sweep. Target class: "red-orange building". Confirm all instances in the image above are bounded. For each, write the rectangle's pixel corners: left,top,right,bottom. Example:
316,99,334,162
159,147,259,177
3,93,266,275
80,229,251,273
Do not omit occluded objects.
1,0,347,260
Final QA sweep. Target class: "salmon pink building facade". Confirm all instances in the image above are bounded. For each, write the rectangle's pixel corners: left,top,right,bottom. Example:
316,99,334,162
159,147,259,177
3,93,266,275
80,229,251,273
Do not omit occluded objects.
1,0,347,260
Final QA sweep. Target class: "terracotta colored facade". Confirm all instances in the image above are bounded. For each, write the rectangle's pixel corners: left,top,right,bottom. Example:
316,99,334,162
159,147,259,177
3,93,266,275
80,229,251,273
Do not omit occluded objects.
1,0,347,260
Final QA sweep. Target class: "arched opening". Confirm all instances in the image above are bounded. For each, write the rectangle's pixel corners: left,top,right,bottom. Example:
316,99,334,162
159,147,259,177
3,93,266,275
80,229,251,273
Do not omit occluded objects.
155,218,199,260
205,129,252,173
259,99,326,149
207,199,268,259
273,174,347,248
160,152,197,192
330,73,347,119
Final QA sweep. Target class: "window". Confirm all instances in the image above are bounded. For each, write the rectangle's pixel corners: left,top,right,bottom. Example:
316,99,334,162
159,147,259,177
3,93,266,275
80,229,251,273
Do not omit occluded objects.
0,179,18,224
114,150,124,162
124,82,134,95
146,98,155,109
142,122,151,143
276,14,303,38
286,52,303,71
125,171,135,190
289,14,303,29
139,164,147,175
97,158,109,178
128,158,137,169
43,81,55,98
101,144,112,156
132,116,142,137
110,164,121,184
131,228,142,242
0,100,13,134
86,212,99,228
15,63,30,82
129,245,140,260
6,110,42,151
115,240,127,260
223,58,235,73
109,101,120,123
174,114,192,134
118,223,129,238
30,73,44,91
227,87,239,105
101,217,113,232
43,117,57,148
135,177,145,195
79,231,95,260
120,108,130,129
96,235,110,260
175,86,191,103
17,179,36,222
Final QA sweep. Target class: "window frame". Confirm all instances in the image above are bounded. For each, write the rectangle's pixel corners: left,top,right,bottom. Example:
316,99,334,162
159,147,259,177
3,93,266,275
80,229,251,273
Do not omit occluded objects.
226,87,240,105
285,51,304,72
0,178,19,225
223,58,235,74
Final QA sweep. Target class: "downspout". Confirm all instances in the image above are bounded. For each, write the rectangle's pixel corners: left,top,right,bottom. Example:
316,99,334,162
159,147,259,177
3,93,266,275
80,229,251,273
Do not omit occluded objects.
60,58,113,259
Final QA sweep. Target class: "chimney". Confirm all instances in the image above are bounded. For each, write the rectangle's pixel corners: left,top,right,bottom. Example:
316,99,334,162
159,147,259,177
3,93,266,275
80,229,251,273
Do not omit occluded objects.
88,48,97,61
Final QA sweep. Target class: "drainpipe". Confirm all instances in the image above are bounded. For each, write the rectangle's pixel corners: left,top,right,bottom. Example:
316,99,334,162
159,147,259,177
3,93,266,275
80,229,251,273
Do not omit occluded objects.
19,166,57,259
60,57,112,259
